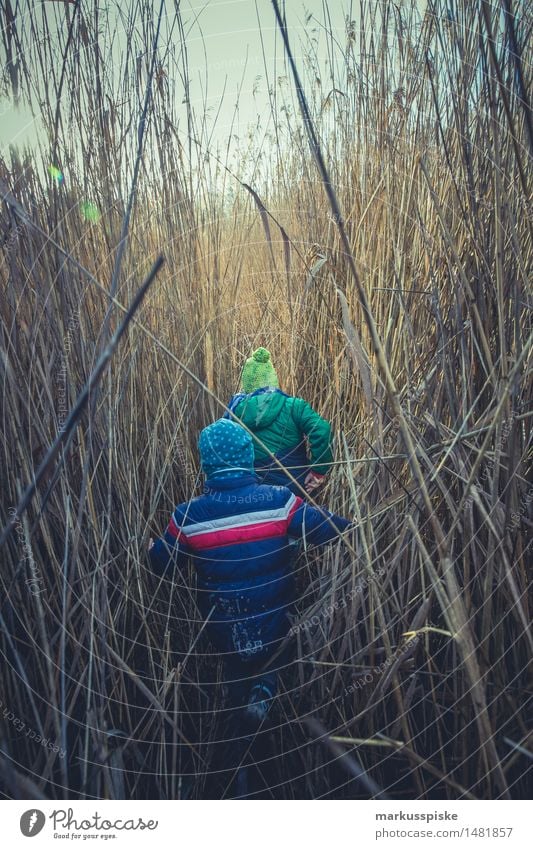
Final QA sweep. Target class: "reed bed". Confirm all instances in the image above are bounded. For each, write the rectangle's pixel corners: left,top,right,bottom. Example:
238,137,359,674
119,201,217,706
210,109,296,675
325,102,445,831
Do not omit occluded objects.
0,0,531,799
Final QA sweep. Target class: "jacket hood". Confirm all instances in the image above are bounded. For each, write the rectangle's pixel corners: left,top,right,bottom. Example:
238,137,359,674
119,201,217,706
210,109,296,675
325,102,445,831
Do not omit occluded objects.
236,390,288,430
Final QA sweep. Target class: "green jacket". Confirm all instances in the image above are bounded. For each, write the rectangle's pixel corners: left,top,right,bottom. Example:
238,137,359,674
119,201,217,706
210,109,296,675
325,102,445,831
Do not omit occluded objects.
228,389,333,489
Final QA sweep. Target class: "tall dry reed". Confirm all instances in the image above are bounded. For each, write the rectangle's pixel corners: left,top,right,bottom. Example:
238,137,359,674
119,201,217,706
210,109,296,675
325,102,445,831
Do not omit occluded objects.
0,0,531,798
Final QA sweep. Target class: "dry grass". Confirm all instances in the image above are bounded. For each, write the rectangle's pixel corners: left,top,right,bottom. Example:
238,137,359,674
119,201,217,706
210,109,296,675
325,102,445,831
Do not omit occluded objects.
0,0,531,798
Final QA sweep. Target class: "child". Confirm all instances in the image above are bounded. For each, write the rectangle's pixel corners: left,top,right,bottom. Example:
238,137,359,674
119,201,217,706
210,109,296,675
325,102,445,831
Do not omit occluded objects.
148,418,351,728
225,347,334,495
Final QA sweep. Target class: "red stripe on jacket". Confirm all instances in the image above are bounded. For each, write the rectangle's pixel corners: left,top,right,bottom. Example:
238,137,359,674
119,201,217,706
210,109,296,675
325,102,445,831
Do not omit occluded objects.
287,496,304,524
167,515,188,542
186,519,290,551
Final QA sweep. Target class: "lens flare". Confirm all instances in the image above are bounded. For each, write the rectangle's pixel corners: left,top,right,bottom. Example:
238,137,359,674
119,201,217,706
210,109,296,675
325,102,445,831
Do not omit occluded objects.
48,164,63,183
80,201,100,222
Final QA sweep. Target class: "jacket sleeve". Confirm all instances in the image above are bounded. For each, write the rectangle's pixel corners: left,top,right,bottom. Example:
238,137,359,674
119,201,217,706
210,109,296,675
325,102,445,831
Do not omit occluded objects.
148,508,193,577
292,397,334,475
287,500,351,545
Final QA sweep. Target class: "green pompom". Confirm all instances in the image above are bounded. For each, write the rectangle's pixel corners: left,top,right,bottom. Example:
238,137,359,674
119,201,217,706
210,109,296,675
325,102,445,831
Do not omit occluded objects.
253,347,271,363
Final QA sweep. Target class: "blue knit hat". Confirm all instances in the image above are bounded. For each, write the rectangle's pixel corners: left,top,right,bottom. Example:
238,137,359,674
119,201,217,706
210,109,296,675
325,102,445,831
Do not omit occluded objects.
198,419,254,479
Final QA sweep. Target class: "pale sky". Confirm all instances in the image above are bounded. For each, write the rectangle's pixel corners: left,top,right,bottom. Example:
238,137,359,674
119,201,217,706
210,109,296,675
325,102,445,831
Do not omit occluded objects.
0,0,374,155
0,0,438,195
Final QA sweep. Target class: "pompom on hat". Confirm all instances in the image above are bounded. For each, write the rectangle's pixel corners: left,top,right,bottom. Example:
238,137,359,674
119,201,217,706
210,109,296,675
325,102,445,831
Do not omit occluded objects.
240,347,279,393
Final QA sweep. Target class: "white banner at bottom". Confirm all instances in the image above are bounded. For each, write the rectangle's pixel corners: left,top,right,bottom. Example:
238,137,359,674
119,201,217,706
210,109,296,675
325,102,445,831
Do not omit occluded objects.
2,799,529,848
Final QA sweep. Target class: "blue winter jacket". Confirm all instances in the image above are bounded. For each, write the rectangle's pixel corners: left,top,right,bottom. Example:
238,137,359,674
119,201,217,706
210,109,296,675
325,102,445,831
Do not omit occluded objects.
149,474,351,664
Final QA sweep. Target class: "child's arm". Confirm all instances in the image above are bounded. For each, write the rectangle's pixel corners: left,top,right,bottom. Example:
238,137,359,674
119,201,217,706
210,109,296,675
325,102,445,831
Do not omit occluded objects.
292,398,334,477
148,510,193,576
287,499,352,546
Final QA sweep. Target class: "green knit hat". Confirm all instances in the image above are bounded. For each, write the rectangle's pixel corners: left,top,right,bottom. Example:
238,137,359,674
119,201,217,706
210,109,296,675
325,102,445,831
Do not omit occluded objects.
240,347,279,393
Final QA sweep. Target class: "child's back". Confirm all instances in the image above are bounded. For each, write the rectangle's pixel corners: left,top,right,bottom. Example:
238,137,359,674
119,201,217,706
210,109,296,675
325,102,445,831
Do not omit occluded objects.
149,418,351,718
226,348,333,493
